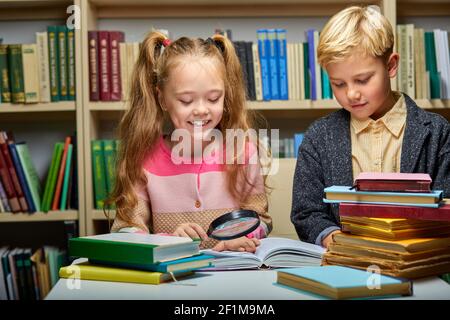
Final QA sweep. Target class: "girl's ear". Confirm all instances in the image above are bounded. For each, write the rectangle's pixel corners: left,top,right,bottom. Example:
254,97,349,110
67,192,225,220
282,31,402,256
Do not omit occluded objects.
387,52,400,78
156,87,166,111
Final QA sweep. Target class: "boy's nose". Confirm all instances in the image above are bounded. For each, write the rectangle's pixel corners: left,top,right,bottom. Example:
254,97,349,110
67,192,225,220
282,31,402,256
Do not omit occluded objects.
347,87,361,100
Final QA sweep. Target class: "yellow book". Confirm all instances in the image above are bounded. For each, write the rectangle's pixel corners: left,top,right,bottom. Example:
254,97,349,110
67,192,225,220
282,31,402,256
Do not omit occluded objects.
340,216,450,231
59,262,193,285
332,232,450,254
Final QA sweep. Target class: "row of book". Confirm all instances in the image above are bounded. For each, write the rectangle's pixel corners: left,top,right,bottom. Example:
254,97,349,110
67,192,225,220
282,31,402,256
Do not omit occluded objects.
92,139,118,210
0,25,76,104
0,133,78,214
396,25,450,100
322,172,450,280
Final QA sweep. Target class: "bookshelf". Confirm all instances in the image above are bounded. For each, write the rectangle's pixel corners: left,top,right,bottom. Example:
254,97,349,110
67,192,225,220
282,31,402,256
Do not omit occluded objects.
0,0,86,239
80,0,450,237
1,0,449,239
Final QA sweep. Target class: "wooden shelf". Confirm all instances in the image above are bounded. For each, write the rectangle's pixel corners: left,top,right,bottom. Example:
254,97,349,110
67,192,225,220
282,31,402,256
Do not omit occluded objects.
0,210,79,223
0,101,76,113
0,0,72,20
397,0,450,16
92,209,115,220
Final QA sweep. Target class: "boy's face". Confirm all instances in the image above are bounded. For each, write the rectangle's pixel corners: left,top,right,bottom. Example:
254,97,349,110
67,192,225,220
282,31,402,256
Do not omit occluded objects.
161,57,225,141
326,52,399,120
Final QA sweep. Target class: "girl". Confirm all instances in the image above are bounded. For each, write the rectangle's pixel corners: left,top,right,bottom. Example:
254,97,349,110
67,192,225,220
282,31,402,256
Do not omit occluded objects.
108,31,272,252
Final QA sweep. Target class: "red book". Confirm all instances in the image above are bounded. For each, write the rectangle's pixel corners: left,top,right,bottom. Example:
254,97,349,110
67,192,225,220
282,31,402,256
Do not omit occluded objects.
0,143,20,213
339,202,450,221
109,31,124,101
354,172,432,193
51,136,71,211
0,132,28,212
98,31,111,101
88,31,100,101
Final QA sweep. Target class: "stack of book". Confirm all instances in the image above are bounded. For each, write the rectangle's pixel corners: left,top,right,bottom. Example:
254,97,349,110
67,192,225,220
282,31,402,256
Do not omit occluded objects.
322,172,450,279
63,233,214,285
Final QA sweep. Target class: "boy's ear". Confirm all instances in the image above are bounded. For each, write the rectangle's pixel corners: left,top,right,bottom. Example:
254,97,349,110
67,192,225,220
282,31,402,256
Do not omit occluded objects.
387,52,400,78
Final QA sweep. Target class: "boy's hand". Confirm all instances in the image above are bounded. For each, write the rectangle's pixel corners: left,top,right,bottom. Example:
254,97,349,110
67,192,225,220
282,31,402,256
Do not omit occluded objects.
212,237,261,253
322,230,341,249
173,223,208,241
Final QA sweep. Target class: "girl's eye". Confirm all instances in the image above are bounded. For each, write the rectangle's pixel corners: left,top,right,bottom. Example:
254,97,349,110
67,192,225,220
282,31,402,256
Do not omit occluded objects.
357,78,369,84
209,97,219,103
179,100,192,105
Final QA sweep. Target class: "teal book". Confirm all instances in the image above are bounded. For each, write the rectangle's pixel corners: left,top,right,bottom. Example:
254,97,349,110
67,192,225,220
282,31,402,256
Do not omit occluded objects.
59,144,73,210
69,233,201,265
424,32,440,99
277,266,412,299
324,185,443,208
89,253,214,273
303,42,310,99
321,67,332,99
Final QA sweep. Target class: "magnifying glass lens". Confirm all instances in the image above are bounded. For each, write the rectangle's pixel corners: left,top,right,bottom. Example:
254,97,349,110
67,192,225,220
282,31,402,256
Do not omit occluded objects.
207,210,260,240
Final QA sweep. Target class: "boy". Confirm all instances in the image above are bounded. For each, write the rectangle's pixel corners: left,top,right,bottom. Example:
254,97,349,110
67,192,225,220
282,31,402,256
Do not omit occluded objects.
291,5,449,248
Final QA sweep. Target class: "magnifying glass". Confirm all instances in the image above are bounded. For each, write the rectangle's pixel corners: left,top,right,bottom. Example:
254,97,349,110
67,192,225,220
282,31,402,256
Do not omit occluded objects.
207,209,260,240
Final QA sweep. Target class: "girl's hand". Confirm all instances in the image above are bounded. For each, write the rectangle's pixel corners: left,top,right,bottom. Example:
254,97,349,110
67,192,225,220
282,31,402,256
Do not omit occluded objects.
212,237,261,253
322,230,341,249
173,223,208,241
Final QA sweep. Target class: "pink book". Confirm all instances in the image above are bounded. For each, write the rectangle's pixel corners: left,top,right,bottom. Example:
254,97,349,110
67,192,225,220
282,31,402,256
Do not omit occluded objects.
354,172,432,193
98,31,111,101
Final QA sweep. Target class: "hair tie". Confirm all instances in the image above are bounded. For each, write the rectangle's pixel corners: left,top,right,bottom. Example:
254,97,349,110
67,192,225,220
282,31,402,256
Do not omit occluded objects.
206,37,224,53
162,38,171,47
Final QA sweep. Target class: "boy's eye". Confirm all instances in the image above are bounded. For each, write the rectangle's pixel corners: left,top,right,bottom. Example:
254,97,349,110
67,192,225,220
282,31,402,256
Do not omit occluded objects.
333,82,345,88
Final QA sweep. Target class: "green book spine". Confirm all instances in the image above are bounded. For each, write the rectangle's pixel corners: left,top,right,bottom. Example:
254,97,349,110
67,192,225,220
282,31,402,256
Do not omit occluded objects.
67,27,76,101
57,25,68,101
92,140,107,209
47,26,60,102
102,140,116,209
7,44,25,103
303,42,310,100
321,67,331,99
59,144,73,210
0,44,11,103
424,32,440,99
42,143,63,212
15,143,42,212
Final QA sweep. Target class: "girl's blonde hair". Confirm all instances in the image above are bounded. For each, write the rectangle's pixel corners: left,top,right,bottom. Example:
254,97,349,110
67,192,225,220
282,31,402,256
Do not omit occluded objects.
107,31,269,224
317,5,394,68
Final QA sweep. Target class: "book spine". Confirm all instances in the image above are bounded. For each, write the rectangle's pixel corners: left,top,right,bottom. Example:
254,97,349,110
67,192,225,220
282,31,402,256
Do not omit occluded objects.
321,68,331,99
88,31,100,101
102,140,116,209
47,26,60,102
0,44,11,103
0,145,20,212
92,140,107,209
36,32,51,103
244,41,256,101
70,134,78,210
235,41,249,100
306,30,316,100
109,31,124,101
0,133,27,212
21,44,40,104
406,24,415,98
16,143,41,212
57,25,68,101
67,27,76,101
276,29,288,100
8,44,25,104
257,29,271,101
119,42,128,101
0,179,12,211
51,136,71,210
98,31,111,101
252,43,263,101
41,143,63,212
60,144,73,210
303,42,310,99
313,31,321,100
267,29,279,100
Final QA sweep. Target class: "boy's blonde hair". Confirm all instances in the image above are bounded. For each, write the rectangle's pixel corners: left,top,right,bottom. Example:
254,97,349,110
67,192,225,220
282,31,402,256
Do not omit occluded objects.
317,5,394,67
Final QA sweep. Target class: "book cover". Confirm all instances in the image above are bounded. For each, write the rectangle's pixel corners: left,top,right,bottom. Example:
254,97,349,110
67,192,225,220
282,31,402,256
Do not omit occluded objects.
354,172,431,192
0,44,11,103
424,31,440,99
0,179,11,212
324,185,443,207
57,25,68,101
7,44,25,103
92,140,107,209
339,201,450,221
69,133,78,209
21,44,40,103
88,31,99,101
257,29,271,101
36,32,51,103
69,233,200,265
119,42,128,101
276,29,288,100
102,139,116,208
252,43,263,101
41,142,63,212
51,136,71,210
59,144,73,210
306,30,316,100
98,31,111,101
0,141,20,212
277,266,412,299
47,25,60,102
59,261,193,285
244,41,256,101
67,27,76,101
267,29,279,100
109,31,124,101
303,42,310,99
15,143,42,212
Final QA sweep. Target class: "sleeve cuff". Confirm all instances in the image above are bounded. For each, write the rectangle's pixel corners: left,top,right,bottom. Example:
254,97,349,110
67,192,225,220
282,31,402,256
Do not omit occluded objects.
315,226,341,247
246,223,269,239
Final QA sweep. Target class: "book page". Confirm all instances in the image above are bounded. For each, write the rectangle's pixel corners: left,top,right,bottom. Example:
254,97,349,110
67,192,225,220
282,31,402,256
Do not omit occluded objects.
81,233,193,246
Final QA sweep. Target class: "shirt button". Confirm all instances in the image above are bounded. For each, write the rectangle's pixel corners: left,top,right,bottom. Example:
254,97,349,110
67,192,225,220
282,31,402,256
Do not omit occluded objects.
195,200,201,208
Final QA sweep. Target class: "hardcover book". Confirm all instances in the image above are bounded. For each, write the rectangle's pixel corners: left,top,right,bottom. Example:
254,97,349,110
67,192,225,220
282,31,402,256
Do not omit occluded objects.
354,172,432,193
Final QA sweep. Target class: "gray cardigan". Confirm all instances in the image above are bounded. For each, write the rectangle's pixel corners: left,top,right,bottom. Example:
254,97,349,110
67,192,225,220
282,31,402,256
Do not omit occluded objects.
291,94,450,245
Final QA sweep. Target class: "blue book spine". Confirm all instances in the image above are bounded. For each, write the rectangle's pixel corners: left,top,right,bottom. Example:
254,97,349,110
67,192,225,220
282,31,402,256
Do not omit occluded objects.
276,29,288,100
321,68,331,99
294,133,304,158
267,29,279,100
257,29,271,101
8,144,35,213
307,29,316,100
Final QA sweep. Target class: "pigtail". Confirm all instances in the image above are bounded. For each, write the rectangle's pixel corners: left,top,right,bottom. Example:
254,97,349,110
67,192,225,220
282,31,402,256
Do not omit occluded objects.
106,31,168,221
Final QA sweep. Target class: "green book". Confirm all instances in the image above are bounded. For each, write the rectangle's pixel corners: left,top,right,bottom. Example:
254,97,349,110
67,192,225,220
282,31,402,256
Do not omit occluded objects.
67,27,76,101
102,139,116,209
69,233,200,265
15,143,42,212
303,42,310,100
92,140,107,209
47,25,60,102
57,25,68,101
7,44,25,103
0,44,11,103
59,144,73,210
41,143,63,212
424,32,440,99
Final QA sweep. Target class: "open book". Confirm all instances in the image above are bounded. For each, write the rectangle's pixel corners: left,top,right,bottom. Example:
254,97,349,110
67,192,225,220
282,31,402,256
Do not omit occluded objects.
200,237,326,270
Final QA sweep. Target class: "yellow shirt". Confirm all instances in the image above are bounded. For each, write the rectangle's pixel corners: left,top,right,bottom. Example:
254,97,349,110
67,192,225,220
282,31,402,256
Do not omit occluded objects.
351,92,406,181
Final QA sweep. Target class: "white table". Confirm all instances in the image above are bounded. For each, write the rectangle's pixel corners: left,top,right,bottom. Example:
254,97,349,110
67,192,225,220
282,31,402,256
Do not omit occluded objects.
46,269,450,300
